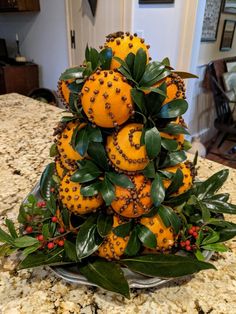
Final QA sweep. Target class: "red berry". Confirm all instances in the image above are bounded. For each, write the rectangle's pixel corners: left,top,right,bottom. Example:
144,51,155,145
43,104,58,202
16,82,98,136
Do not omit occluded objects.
50,188,55,193
191,226,196,232
180,241,186,247
58,240,64,247
47,242,54,249
185,245,191,251
37,234,44,241
25,226,33,233
51,216,58,223
185,240,191,246
41,201,46,207
196,226,200,231
58,227,65,234
188,229,194,235
193,231,198,238
37,201,42,207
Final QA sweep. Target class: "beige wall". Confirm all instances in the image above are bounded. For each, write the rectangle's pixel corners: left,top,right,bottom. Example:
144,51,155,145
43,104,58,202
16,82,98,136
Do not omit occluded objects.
199,12,236,65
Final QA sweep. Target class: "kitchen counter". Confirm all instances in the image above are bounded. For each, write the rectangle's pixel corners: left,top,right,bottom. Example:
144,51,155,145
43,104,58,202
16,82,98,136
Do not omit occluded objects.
0,93,236,314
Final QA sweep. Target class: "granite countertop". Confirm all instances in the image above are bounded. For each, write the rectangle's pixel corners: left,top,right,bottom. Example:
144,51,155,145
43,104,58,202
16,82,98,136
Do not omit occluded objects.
0,93,236,314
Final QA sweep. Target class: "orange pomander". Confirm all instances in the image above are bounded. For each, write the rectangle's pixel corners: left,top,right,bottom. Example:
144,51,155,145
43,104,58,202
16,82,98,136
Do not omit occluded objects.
111,174,152,218
106,123,149,172
103,32,150,70
140,214,176,250
81,70,133,128
97,215,130,260
59,172,103,215
55,156,67,179
58,79,73,107
56,121,86,171
162,162,194,196
162,74,186,105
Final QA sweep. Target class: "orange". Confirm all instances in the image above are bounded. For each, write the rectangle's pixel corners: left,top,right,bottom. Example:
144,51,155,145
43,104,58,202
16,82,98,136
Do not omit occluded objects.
111,174,152,218
58,79,73,107
106,123,149,172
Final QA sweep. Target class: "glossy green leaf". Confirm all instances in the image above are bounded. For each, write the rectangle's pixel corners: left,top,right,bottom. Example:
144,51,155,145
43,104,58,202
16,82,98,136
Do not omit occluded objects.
206,193,230,202
49,143,59,157
99,176,115,205
39,163,55,200
218,223,236,242
42,224,51,240
113,221,133,238
61,116,77,123
201,229,219,245
76,216,103,260
195,170,229,200
125,52,135,73
113,56,131,73
145,83,166,115
80,181,101,196
133,48,147,82
162,57,170,66
183,140,192,151
87,125,103,142
59,67,85,80
5,219,18,238
64,240,78,262
131,88,147,114
139,61,165,87
160,151,187,168
157,99,188,119
99,48,113,70
166,169,183,196
118,67,137,84
173,71,198,79
87,142,109,171
97,213,113,237
140,86,167,98
14,236,39,248
71,160,102,183
160,123,189,135
124,228,141,256
78,259,130,299
136,225,157,249
161,138,178,151
164,189,193,207
151,174,165,206
121,254,215,277
145,127,161,159
0,227,15,245
142,161,156,179
201,243,228,252
203,200,236,215
22,243,41,256
89,47,100,70
158,205,181,234
106,172,134,188
74,127,89,157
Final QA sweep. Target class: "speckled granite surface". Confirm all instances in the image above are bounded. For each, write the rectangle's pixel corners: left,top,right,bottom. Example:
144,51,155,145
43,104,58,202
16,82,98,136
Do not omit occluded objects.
0,93,236,314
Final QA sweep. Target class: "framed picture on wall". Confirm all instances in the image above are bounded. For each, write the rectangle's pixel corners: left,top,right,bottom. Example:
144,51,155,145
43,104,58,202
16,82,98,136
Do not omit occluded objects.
222,0,236,14
220,19,236,50
201,0,222,42
139,0,174,3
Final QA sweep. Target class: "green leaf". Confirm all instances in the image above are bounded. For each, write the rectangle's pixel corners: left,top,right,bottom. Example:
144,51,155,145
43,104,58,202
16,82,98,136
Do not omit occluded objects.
131,88,147,114
78,259,130,299
157,99,188,119
18,248,66,269
64,240,78,262
71,160,102,183
173,71,198,79
87,142,109,171
59,67,85,80
145,127,161,159
22,243,41,256
106,172,134,188
124,228,141,256
97,213,113,237
99,48,113,70
17,204,28,224
0,244,16,257
76,215,103,260
74,127,89,156
87,125,103,142
49,143,59,157
194,249,205,261
160,151,187,168
206,193,230,202
162,57,170,66
151,174,165,206
145,84,166,115
125,52,135,73
139,62,166,87
133,48,147,82
201,229,220,246
14,236,39,248
113,56,131,73
183,140,192,151
195,170,229,200
80,181,101,196
140,86,167,98
161,138,178,151
136,225,157,249
5,219,18,238
158,205,181,234
142,161,156,179
201,243,228,252
39,163,55,200
99,176,115,205
218,223,236,242
89,47,100,70
166,169,183,196
60,116,77,123
160,124,189,135
0,227,15,245
121,254,216,277
42,224,51,240
203,200,236,215
113,221,133,238
164,190,192,207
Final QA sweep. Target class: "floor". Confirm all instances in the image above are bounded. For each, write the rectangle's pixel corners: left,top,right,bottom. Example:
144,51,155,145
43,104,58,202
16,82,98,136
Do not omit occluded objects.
206,137,236,169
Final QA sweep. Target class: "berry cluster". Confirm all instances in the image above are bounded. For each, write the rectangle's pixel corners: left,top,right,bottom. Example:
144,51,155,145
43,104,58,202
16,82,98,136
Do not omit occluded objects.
180,226,200,252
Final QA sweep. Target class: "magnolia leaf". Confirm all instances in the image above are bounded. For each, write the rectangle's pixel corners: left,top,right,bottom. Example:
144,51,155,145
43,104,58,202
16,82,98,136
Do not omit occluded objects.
39,163,56,200
173,71,198,79
160,124,190,135
99,176,115,205
133,48,147,82
165,169,183,196
87,125,103,143
145,127,161,159
49,143,59,157
157,99,188,119
97,213,113,237
131,88,147,114
80,181,101,196
201,243,228,252
136,225,157,249
203,200,236,215
161,138,178,151
99,48,113,70
64,240,78,262
71,160,102,183
158,205,181,234
87,142,109,171
75,127,89,156
139,61,165,87
113,221,133,238
151,174,165,206
142,161,156,179
124,228,141,256
160,151,187,168
106,172,134,189
125,52,135,73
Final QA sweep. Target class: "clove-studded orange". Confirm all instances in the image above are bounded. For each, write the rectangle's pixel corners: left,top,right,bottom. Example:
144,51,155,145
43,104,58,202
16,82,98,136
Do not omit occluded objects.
140,214,176,250
56,121,86,171
162,162,194,196
81,70,133,128
106,123,149,172
162,73,186,105
59,172,103,215
103,31,150,70
55,156,67,179
97,214,130,260
58,79,73,108
111,174,152,218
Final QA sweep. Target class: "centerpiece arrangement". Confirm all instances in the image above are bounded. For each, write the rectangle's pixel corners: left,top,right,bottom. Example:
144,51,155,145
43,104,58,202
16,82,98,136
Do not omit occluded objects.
1,32,236,299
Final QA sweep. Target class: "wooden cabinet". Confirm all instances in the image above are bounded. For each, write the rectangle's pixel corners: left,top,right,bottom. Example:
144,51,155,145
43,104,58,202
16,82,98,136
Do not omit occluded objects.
0,0,40,12
0,63,39,95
